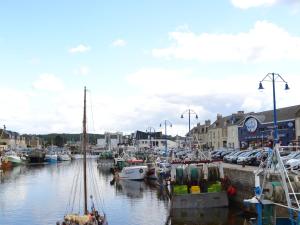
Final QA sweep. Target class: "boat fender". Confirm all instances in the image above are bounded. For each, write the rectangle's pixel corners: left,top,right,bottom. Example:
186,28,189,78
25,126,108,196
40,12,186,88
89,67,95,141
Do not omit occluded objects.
227,185,237,196
139,168,143,173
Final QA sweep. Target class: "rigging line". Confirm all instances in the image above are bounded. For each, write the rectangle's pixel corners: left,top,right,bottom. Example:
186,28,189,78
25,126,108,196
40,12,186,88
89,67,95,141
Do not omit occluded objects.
89,159,104,212
90,160,106,212
65,162,80,215
71,161,81,213
67,162,79,214
78,161,83,214
87,158,99,210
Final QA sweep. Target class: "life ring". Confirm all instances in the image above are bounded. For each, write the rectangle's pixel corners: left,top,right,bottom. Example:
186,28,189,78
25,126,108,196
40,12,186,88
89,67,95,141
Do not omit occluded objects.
139,168,143,173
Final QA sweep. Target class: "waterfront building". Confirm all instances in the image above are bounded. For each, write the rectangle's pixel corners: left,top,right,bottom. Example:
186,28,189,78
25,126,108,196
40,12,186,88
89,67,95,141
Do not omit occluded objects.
24,135,42,148
174,135,186,148
96,134,106,148
238,105,300,149
226,111,246,149
208,114,229,150
0,129,27,151
134,130,178,150
136,138,177,150
190,120,211,150
96,132,123,150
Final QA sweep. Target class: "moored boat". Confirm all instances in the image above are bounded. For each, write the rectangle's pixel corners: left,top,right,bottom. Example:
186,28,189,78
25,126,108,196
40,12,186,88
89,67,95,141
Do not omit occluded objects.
6,151,24,166
114,158,148,180
61,86,108,225
45,152,58,163
27,150,45,163
58,152,71,161
0,156,12,170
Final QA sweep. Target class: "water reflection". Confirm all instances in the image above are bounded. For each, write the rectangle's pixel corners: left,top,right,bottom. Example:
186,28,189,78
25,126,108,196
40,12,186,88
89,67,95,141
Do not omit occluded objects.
0,162,246,225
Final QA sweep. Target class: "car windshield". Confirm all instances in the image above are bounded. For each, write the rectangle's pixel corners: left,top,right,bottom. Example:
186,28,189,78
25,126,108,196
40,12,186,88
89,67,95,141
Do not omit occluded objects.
286,152,300,158
235,151,247,157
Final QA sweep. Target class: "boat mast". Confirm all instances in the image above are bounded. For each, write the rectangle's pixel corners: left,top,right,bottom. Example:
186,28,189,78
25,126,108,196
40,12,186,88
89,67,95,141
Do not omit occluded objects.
83,86,88,214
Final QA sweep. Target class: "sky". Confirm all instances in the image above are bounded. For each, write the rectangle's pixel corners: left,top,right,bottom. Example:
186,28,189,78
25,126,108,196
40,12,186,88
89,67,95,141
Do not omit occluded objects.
0,0,300,136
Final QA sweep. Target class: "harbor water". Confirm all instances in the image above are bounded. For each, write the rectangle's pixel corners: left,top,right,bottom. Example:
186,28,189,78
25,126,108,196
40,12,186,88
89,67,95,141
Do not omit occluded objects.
0,160,246,225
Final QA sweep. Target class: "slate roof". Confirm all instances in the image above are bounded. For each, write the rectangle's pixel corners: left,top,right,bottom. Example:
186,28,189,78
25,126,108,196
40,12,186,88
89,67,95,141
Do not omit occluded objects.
246,104,300,124
210,113,246,129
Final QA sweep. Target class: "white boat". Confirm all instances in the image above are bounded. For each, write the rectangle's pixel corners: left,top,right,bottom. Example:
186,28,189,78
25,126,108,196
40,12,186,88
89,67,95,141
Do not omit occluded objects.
45,153,58,163
6,151,23,165
58,153,71,161
116,159,148,180
72,154,83,159
118,165,148,180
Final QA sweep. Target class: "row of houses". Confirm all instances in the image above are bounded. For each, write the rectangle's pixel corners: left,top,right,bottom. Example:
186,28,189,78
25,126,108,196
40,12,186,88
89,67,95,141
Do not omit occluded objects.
0,128,42,152
96,130,184,151
190,105,300,150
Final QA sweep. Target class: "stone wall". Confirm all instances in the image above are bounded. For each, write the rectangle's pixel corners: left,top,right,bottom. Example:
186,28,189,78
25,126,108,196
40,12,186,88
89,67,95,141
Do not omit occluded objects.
223,165,256,203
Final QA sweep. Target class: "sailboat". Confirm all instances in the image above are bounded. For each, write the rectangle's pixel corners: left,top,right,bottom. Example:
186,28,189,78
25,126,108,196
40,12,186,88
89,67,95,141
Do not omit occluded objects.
62,87,108,225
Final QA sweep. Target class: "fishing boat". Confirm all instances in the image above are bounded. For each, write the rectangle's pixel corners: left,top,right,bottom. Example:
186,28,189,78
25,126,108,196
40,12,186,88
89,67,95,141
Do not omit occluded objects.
168,159,228,210
61,87,108,225
114,158,148,180
27,149,45,163
6,151,24,166
0,156,12,170
45,151,58,163
244,144,300,225
57,152,71,161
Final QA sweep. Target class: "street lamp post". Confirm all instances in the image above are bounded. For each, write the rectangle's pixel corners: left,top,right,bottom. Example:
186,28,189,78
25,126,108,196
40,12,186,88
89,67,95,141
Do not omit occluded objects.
258,73,290,145
181,109,198,149
160,120,172,156
146,126,155,150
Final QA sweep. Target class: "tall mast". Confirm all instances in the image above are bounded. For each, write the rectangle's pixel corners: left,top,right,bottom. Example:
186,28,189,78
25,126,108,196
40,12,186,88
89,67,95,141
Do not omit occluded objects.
83,86,88,214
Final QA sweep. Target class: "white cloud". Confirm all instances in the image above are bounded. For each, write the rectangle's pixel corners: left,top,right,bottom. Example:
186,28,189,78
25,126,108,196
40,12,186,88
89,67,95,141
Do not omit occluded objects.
231,0,277,9
2,69,299,136
32,74,64,92
152,21,300,63
112,39,127,47
69,44,90,53
74,66,90,76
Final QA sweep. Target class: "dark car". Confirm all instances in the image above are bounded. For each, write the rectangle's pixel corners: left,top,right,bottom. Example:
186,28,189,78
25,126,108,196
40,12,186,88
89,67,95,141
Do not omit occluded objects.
211,150,230,160
237,150,260,165
231,151,250,164
252,150,269,166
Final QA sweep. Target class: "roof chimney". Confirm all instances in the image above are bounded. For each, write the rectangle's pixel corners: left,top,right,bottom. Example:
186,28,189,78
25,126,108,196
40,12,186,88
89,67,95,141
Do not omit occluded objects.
205,120,211,126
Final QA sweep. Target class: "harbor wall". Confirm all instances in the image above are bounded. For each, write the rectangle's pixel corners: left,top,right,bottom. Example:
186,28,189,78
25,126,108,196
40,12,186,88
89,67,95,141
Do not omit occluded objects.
223,164,256,204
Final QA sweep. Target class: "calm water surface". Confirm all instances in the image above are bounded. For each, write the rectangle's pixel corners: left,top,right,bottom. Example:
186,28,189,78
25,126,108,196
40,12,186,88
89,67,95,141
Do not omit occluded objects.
0,160,245,225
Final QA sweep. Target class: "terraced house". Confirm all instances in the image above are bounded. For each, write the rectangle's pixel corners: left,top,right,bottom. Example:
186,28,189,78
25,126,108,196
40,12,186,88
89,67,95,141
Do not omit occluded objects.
190,104,300,150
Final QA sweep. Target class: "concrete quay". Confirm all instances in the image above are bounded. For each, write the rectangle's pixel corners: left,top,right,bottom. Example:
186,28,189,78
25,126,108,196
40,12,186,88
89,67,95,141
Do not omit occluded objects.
222,163,258,204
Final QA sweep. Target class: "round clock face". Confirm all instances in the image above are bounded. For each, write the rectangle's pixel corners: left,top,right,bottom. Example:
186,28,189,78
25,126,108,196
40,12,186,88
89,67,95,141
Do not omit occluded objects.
245,118,258,133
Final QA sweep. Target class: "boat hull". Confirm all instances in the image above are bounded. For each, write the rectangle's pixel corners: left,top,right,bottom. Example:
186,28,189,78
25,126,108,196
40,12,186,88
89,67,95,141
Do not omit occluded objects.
28,151,45,164
7,155,23,165
0,159,12,170
45,155,58,163
171,191,228,209
58,154,71,161
118,166,148,180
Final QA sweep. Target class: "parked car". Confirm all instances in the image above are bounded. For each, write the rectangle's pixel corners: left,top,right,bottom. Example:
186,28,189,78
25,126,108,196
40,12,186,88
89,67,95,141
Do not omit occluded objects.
225,151,245,164
211,149,232,160
231,151,251,164
281,151,300,165
223,151,239,163
237,150,260,165
285,153,300,170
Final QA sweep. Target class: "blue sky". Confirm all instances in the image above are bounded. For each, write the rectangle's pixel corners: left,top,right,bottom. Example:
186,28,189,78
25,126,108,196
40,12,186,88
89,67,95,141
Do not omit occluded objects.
0,0,300,135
